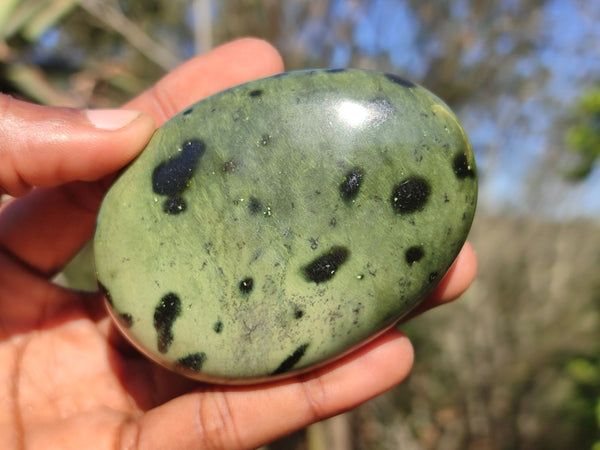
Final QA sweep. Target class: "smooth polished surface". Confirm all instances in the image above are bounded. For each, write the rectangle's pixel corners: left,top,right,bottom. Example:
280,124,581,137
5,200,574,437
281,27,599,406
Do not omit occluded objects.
94,69,477,383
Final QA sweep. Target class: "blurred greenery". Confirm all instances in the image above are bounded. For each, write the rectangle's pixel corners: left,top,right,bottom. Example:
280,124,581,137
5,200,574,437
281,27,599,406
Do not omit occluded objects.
566,87,600,180
2,1,600,449
564,356,600,449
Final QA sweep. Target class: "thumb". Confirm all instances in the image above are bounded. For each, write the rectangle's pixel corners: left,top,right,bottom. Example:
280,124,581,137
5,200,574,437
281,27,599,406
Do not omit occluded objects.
0,94,156,196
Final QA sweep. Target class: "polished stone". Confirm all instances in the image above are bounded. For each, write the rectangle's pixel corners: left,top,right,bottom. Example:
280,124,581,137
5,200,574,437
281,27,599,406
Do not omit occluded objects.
94,69,477,383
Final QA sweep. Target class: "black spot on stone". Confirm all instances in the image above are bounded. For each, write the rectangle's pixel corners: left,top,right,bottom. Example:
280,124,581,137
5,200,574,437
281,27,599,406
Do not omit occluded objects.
239,277,254,294
249,89,263,97
119,313,133,328
385,73,416,88
248,197,263,214
182,108,193,115
98,282,112,305
178,352,207,371
429,272,439,283
303,246,350,284
339,167,363,202
213,320,224,333
223,160,236,173
405,246,424,265
153,141,205,196
294,309,304,319
272,343,309,375
153,293,181,354
453,152,476,179
391,177,430,214
152,140,206,215
163,196,186,214
259,134,271,146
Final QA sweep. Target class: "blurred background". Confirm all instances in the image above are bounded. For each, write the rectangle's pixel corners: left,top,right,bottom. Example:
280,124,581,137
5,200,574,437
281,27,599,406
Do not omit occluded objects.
1,0,599,448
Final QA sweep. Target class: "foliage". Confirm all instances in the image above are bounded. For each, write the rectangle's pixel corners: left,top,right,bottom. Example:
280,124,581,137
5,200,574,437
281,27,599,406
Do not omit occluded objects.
564,356,600,449
0,0,180,106
565,87,600,181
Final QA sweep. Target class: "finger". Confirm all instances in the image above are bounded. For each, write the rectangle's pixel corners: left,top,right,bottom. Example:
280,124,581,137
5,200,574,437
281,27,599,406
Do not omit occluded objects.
126,37,285,124
404,241,477,321
0,102,154,275
0,99,156,197
124,330,413,450
0,250,86,338
0,38,284,276
1,181,116,277
430,241,477,303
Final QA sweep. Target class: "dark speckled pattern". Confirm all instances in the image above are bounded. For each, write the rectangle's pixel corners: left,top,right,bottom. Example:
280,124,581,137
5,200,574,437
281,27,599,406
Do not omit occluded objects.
94,69,477,383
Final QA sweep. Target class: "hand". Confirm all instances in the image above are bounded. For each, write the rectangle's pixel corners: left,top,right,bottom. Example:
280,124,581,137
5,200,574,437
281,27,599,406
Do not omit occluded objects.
0,38,477,449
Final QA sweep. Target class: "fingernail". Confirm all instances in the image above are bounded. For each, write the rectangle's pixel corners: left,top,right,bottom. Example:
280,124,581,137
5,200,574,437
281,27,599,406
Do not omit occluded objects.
86,109,142,130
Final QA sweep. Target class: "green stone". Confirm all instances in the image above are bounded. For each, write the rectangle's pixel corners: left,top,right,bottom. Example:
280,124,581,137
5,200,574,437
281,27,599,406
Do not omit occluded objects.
94,69,477,383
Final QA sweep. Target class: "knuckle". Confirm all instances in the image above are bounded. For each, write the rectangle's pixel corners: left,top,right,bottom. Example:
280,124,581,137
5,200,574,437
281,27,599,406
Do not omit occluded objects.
300,376,329,421
149,84,180,125
195,391,244,450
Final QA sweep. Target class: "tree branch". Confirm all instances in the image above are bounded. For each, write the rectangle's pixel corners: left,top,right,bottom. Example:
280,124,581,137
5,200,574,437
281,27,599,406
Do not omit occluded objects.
79,0,182,72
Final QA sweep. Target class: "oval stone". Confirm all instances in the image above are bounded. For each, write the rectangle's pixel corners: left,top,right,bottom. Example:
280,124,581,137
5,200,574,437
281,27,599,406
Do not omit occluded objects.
94,69,477,383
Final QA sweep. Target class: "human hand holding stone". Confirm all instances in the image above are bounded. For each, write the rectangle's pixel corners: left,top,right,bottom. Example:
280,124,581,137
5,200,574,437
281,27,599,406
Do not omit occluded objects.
0,38,476,449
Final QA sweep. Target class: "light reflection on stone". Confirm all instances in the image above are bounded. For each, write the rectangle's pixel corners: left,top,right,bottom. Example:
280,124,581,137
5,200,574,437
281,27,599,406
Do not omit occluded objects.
336,98,393,129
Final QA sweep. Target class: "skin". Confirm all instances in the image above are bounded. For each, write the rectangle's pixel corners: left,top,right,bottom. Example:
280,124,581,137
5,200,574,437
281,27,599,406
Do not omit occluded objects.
0,38,477,449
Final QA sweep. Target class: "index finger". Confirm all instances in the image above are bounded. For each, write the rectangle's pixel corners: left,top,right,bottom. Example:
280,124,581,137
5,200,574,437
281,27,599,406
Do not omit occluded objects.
127,38,285,125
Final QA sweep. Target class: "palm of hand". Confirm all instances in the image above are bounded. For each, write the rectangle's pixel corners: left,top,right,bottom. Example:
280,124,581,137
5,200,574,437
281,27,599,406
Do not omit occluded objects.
0,39,476,449
1,249,215,447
